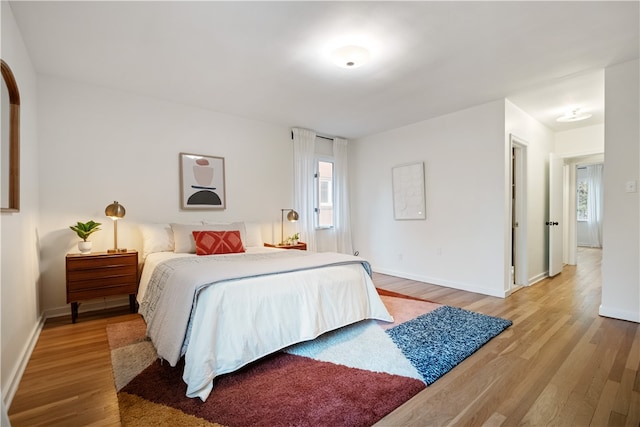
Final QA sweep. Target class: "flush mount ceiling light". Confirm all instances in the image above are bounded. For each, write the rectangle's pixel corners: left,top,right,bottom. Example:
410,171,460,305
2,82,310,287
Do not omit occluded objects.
556,108,592,122
331,45,370,69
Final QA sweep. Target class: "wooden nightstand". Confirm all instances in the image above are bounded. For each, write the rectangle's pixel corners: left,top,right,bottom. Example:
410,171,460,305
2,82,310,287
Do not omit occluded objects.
264,242,307,251
65,251,139,323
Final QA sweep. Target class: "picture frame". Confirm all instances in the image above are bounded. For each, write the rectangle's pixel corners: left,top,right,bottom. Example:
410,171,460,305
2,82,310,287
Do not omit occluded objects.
180,152,226,210
392,161,426,220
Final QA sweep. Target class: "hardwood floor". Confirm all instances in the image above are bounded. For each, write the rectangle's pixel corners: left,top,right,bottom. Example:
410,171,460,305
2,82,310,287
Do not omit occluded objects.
8,248,639,426
8,308,138,427
374,248,639,427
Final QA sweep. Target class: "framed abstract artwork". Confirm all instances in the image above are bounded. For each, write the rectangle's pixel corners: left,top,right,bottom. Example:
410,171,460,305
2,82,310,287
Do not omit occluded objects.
392,161,426,220
180,153,226,210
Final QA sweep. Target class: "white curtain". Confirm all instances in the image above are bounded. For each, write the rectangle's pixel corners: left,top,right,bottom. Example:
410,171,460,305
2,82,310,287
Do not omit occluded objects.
292,128,317,252
333,138,353,254
586,163,604,247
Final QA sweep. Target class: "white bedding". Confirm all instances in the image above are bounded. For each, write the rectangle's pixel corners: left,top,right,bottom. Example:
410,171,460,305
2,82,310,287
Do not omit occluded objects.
138,248,393,401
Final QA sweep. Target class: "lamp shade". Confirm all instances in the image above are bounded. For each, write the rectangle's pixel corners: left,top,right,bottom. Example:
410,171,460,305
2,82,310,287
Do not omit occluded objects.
105,201,126,219
287,210,299,222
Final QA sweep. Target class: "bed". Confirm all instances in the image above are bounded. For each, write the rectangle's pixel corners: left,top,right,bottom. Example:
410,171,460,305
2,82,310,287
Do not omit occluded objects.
136,222,393,401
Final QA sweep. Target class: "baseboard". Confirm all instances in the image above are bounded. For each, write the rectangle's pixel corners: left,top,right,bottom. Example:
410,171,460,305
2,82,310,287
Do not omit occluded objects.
3,313,45,407
528,272,548,286
372,267,506,298
44,296,131,319
505,285,526,297
599,304,640,323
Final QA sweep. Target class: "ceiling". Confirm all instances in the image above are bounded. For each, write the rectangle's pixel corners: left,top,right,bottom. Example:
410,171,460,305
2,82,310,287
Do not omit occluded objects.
8,1,639,139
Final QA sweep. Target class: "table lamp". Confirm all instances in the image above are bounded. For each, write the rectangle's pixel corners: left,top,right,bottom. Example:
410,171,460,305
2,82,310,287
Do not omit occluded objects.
280,208,299,245
105,201,126,253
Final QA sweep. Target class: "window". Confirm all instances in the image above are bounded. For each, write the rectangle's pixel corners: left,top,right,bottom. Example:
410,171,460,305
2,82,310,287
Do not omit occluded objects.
577,179,589,221
320,179,331,205
316,160,334,228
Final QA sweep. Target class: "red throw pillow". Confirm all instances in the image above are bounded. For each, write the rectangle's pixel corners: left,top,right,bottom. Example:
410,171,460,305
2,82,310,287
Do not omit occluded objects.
192,230,245,255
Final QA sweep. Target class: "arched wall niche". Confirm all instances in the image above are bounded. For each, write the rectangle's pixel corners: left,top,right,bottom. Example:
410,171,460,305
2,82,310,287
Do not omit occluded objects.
1,59,20,212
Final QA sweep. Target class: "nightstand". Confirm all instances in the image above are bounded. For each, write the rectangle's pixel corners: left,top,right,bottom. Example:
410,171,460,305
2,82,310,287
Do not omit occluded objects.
65,251,139,323
264,242,307,251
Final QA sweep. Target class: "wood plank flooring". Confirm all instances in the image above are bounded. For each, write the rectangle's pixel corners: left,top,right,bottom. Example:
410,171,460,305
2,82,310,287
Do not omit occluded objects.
8,247,639,426
8,309,139,427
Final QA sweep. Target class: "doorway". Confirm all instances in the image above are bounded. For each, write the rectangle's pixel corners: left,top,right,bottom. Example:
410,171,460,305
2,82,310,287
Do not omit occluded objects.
510,135,528,290
562,154,605,265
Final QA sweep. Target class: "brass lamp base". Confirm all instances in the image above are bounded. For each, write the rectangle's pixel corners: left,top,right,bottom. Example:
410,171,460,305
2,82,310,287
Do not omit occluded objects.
107,248,127,253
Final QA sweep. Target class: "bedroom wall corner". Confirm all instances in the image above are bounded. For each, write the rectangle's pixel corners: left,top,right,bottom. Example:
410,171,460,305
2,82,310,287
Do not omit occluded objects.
1,1,42,407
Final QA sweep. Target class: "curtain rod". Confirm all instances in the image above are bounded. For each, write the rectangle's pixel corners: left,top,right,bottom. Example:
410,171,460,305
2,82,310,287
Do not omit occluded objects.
290,131,334,141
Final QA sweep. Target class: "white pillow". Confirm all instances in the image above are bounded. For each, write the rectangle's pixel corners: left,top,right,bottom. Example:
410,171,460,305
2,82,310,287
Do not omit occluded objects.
201,221,249,244
172,222,247,253
243,222,264,247
138,223,174,260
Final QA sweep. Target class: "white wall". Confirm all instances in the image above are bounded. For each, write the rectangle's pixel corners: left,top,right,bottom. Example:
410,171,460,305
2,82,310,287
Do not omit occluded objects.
505,99,555,285
555,123,604,157
37,75,293,317
1,2,41,405
350,100,507,297
601,59,640,323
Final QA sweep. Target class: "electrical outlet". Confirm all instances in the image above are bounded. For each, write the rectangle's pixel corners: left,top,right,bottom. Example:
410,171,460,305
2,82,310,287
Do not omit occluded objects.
397,253,403,262
625,180,637,193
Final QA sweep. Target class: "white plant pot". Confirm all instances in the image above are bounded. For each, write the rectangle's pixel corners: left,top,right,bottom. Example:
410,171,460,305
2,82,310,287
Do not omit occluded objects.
78,241,92,254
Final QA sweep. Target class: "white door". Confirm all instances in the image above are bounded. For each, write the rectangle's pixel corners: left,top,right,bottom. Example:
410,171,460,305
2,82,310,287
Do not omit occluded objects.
511,146,518,286
548,153,564,277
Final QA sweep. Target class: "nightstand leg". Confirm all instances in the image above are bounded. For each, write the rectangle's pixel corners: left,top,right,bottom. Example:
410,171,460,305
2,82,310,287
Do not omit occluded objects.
129,294,137,313
71,302,78,324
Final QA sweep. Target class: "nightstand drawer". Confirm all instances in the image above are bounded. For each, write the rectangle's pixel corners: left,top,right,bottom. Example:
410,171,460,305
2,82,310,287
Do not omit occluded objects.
66,265,136,283
68,284,137,301
66,253,137,270
66,271,138,292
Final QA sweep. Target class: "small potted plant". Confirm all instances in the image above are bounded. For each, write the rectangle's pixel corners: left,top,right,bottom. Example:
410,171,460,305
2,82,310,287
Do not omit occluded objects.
291,232,300,245
70,220,101,254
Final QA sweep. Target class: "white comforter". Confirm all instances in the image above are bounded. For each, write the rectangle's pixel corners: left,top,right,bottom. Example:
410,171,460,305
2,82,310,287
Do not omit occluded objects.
138,248,392,401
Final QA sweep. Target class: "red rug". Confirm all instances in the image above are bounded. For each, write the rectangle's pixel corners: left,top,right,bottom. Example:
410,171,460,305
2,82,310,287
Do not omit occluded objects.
108,291,442,426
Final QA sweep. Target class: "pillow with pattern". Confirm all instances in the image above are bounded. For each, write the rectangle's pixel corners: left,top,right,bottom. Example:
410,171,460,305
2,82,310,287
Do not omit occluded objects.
192,230,245,255
172,222,245,253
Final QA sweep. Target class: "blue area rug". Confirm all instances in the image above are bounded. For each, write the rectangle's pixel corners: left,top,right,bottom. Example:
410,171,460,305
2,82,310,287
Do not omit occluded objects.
386,305,512,385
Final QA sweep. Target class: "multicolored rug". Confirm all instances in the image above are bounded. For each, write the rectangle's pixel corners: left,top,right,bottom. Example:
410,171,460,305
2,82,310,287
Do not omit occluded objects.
108,290,512,426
